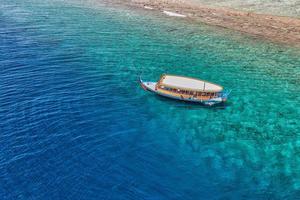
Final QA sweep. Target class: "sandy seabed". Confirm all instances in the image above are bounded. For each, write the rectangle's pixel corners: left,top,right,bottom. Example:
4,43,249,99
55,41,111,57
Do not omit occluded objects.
116,0,300,46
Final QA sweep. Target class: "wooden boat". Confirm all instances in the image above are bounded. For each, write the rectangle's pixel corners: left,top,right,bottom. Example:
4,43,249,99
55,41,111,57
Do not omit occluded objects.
140,74,231,106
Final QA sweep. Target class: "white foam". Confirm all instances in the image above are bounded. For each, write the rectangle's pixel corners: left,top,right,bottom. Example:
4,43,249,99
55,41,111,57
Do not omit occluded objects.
163,10,186,18
144,6,154,10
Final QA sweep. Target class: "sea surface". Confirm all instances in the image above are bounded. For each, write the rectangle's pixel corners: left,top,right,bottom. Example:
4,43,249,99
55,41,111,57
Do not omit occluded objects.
191,0,300,17
1,0,300,199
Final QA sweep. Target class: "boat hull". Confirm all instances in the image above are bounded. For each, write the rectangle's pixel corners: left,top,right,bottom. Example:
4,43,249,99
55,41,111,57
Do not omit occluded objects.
139,79,227,106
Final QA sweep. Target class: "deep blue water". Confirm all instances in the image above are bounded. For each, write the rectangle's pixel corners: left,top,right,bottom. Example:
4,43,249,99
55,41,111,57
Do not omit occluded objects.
1,0,300,199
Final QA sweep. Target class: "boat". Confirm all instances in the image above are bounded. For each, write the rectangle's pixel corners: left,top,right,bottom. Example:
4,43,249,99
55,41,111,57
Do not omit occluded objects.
139,74,231,106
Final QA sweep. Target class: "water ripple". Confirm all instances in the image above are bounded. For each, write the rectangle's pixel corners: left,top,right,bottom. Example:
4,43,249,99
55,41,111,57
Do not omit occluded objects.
0,0,300,199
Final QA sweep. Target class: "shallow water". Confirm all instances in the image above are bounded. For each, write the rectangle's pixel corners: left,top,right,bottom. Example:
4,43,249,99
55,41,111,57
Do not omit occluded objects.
191,0,300,17
1,0,300,199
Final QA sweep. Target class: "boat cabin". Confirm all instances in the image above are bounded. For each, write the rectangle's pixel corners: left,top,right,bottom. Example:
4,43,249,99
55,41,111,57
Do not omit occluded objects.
155,74,223,100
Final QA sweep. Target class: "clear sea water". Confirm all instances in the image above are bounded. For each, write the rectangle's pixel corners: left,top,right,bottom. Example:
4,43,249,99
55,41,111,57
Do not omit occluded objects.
191,0,300,17
1,0,300,199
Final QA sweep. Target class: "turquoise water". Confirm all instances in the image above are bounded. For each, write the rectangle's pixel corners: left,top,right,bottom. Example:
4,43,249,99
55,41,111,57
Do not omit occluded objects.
1,0,300,199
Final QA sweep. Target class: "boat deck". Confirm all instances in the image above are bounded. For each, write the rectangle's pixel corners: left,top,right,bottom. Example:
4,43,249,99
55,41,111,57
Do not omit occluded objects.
157,88,215,101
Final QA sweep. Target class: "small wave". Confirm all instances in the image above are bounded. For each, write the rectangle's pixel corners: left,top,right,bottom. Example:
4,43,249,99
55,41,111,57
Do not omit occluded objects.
163,11,186,18
144,6,154,10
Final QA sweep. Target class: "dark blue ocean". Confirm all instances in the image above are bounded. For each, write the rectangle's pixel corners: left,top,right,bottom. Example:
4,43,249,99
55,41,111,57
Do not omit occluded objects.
1,0,300,199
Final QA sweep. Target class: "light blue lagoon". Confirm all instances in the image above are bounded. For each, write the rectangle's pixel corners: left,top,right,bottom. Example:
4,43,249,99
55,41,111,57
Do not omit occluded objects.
1,0,300,199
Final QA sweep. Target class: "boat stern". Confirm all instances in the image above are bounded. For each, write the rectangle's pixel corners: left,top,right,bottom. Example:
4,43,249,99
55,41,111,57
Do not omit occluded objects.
204,90,231,106
220,89,232,102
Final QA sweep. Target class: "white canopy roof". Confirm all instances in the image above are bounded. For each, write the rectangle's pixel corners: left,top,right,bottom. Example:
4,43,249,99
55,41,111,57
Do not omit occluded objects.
160,75,223,92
